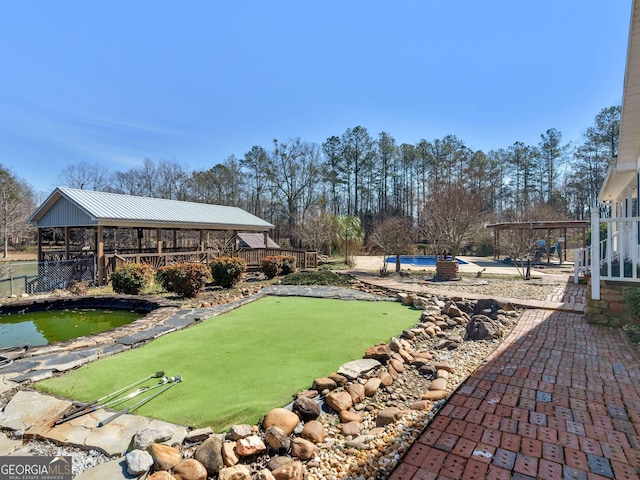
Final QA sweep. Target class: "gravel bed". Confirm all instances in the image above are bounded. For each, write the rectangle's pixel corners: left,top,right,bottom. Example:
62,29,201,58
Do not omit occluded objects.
306,315,518,480
418,279,559,301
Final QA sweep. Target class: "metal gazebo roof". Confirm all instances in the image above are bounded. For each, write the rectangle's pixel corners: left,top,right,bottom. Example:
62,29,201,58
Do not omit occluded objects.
28,187,274,231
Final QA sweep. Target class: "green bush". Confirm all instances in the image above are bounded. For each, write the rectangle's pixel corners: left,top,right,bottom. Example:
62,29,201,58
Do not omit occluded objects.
624,287,640,319
261,255,283,279
111,263,154,295
261,255,297,278
156,262,212,298
210,256,247,288
281,270,350,286
280,255,297,275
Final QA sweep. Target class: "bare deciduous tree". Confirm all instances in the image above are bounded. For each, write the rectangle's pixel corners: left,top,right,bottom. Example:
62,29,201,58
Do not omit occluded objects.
295,212,338,255
0,166,35,258
418,183,485,259
369,217,415,273
57,161,111,191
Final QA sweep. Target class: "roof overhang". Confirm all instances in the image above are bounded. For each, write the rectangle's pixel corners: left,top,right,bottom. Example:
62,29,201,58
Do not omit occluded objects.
486,220,589,231
600,0,640,202
598,158,637,202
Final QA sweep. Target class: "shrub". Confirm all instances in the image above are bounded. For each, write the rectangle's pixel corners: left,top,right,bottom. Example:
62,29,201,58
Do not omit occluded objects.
280,255,297,275
625,287,640,319
261,255,283,279
281,270,349,286
156,262,212,298
261,255,297,278
67,280,89,296
210,256,247,288
110,263,154,295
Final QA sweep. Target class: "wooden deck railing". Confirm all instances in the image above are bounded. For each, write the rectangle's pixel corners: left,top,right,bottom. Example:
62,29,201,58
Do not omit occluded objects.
234,248,318,270
101,247,317,281
45,247,317,284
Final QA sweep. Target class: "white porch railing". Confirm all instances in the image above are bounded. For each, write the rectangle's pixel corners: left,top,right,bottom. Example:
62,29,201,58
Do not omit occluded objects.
573,247,590,284
579,208,640,300
596,215,640,281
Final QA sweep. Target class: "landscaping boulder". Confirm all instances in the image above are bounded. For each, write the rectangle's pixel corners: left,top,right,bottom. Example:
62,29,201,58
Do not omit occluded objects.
364,377,381,396
364,343,392,362
301,420,325,443
255,469,276,480
264,426,290,454
272,461,305,480
218,464,251,480
346,383,365,403
291,396,320,422
290,437,318,461
466,314,504,340
148,443,181,471
222,442,239,467
376,407,402,427
194,436,224,477
132,424,175,451
126,449,153,476
311,377,336,392
236,435,266,457
341,421,362,437
262,408,300,436
173,459,207,480
339,409,363,423
149,472,175,480
226,424,253,441
325,391,353,412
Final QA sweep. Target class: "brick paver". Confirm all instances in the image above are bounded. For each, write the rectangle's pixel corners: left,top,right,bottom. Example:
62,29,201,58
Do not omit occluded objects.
390,283,640,479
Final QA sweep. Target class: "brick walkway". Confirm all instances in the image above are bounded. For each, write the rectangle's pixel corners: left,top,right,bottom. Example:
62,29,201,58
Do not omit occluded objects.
389,308,640,480
547,284,587,305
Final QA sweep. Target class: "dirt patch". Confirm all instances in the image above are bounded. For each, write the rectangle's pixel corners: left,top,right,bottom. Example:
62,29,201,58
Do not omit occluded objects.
0,251,37,262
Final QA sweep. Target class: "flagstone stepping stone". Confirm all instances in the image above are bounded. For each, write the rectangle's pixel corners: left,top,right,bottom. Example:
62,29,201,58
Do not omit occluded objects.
0,431,21,455
74,457,129,480
338,359,381,379
0,390,71,431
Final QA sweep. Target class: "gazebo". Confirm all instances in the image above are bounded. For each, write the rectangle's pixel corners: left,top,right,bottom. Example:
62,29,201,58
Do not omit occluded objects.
27,187,316,286
486,220,589,263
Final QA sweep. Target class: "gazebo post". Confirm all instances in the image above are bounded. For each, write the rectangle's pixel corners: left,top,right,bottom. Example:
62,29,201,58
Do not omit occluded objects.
156,228,163,254
64,226,70,260
264,232,268,248
97,225,105,286
37,228,43,262
199,230,205,251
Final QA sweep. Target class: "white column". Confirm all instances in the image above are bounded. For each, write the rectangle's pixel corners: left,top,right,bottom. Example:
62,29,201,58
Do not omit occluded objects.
591,208,600,300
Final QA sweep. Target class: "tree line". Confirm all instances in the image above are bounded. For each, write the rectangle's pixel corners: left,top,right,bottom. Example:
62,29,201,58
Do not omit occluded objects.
1,105,621,256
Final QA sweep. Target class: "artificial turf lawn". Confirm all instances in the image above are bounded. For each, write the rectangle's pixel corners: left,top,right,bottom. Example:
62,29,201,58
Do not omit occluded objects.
36,296,419,430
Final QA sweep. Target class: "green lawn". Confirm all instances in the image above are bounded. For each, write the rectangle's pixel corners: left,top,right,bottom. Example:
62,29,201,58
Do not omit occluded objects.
36,296,419,430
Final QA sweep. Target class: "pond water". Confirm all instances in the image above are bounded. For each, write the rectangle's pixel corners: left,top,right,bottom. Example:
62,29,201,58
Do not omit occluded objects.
0,308,144,348
385,255,469,266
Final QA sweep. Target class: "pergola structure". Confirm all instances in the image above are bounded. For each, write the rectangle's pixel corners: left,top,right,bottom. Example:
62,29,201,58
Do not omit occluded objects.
27,188,316,286
486,220,589,263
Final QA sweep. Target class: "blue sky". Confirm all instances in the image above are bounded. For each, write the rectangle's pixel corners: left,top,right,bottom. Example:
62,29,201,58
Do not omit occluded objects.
0,1,631,195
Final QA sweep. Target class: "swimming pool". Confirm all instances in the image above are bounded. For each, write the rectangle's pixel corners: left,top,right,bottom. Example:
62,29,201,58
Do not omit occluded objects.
385,255,468,266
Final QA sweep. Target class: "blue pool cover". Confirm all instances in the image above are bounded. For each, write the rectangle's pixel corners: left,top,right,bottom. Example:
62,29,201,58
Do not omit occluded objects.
385,255,468,266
